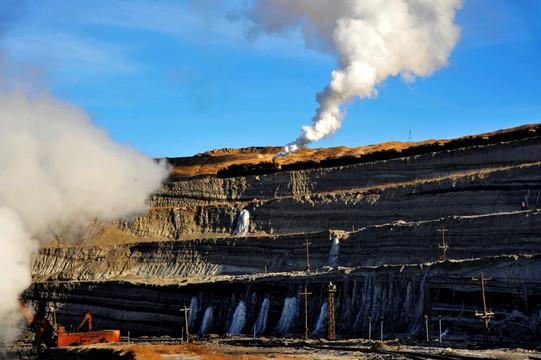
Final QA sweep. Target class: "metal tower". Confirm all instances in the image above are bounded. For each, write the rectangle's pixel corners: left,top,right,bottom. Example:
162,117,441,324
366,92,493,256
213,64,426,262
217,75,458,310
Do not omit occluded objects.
327,282,337,340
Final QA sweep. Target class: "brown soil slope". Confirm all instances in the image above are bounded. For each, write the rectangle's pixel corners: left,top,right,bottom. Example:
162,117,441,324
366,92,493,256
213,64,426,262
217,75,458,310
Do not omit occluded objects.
167,124,540,179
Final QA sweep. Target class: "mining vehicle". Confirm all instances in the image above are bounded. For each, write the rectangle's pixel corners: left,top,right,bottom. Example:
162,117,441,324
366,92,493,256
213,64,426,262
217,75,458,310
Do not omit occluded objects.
20,302,120,350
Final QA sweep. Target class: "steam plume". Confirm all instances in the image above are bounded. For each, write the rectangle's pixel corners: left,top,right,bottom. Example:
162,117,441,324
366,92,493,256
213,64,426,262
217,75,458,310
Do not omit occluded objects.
246,0,463,158
0,92,170,340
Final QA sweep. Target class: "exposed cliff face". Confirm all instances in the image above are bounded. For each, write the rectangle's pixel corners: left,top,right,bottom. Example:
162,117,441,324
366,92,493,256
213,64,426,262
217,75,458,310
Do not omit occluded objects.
125,136,541,239
26,124,541,343
27,254,541,342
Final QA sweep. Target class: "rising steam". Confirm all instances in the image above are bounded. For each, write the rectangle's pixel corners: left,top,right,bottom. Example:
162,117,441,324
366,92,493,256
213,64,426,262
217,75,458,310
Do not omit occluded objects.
0,92,170,340
246,0,463,158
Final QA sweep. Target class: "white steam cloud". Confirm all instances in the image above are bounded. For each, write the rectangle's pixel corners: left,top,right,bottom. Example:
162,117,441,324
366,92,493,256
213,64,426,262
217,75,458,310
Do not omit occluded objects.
0,92,170,340
246,0,463,158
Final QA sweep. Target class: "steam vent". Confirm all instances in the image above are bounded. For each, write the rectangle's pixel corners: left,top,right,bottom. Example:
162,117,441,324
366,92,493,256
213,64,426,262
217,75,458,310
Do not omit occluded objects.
27,124,541,343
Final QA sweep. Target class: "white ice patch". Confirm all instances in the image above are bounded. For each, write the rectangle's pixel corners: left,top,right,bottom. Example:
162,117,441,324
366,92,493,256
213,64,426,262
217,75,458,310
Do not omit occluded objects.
252,297,270,335
188,296,198,329
274,297,297,334
233,209,250,236
312,302,328,336
228,301,246,335
199,306,214,335
327,237,340,268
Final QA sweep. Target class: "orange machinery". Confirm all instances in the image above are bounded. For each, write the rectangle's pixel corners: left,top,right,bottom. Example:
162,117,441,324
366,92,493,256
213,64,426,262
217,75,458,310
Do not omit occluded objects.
20,303,120,348
57,329,120,347
56,310,120,347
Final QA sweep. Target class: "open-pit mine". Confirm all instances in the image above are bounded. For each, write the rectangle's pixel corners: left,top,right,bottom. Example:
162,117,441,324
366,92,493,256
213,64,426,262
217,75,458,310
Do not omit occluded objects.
14,124,541,358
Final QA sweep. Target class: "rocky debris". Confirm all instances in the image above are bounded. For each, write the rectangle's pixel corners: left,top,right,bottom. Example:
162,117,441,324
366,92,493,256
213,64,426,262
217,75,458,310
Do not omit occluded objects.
36,348,133,360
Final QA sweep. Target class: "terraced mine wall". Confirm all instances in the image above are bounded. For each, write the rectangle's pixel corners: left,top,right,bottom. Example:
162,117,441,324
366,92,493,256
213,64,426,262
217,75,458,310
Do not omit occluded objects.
27,254,541,342
130,136,541,239
32,210,541,279
26,126,541,343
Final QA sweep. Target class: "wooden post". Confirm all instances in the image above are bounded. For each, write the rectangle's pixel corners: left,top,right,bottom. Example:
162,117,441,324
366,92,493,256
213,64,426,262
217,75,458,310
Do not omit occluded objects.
299,286,312,340
368,316,372,341
303,241,312,272
472,271,494,342
180,304,191,342
437,226,449,262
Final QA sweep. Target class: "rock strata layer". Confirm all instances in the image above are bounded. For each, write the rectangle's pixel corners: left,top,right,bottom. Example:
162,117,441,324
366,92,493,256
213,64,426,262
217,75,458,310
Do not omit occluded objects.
27,124,541,343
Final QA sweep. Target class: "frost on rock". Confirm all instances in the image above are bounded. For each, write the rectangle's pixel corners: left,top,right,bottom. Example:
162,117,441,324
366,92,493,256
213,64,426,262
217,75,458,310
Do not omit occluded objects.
312,302,328,336
233,209,250,236
274,297,297,334
199,306,214,335
327,237,340,268
228,301,246,335
252,297,270,335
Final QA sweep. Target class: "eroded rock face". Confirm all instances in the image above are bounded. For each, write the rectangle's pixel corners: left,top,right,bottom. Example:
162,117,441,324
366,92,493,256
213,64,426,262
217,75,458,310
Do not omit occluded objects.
27,126,541,342
124,137,541,238
27,254,541,342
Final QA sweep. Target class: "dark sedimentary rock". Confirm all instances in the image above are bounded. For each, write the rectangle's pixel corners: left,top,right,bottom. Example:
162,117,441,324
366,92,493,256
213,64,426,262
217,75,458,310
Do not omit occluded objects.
28,125,541,343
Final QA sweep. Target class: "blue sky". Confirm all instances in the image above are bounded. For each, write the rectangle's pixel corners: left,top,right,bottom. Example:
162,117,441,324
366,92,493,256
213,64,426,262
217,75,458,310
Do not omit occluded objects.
1,0,540,158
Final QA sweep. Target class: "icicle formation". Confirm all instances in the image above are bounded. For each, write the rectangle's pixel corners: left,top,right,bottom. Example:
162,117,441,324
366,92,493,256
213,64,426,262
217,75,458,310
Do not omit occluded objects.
246,0,463,158
274,297,298,334
252,297,270,335
188,297,199,329
228,301,246,335
312,302,329,336
327,237,340,268
199,306,214,335
233,209,250,236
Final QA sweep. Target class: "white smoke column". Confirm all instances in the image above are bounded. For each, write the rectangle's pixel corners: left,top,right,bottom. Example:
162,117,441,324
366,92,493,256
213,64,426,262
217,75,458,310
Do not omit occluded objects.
0,208,37,341
0,92,170,341
246,0,463,158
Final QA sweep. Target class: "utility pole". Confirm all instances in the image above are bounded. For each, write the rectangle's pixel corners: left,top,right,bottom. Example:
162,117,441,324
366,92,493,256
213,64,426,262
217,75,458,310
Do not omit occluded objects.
437,226,449,262
299,286,312,340
472,271,494,342
180,304,191,342
327,282,337,340
303,240,312,272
